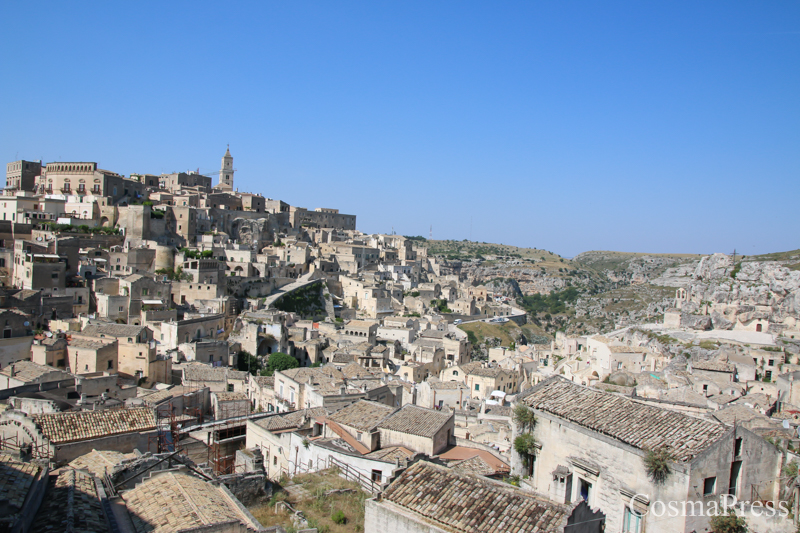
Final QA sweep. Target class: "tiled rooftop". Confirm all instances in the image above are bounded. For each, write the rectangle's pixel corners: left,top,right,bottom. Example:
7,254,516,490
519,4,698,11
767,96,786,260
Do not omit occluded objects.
81,323,145,338
608,345,650,353
328,400,395,432
141,388,175,406
69,449,136,477
364,445,415,463
448,454,499,476
692,359,736,372
182,364,227,382
522,377,726,461
468,366,512,378
381,461,568,533
0,360,66,383
0,454,42,529
213,391,248,402
251,375,274,388
340,362,377,379
69,337,116,350
33,407,157,444
429,380,468,390
254,407,328,432
122,471,261,532
32,468,109,532
378,405,452,438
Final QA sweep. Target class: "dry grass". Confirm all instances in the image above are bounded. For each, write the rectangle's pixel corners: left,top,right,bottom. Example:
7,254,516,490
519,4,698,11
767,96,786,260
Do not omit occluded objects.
249,469,367,533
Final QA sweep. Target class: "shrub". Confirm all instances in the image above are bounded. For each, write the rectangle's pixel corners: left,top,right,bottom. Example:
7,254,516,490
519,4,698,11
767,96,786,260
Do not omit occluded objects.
513,434,537,458
710,511,748,533
266,352,299,374
331,510,346,525
643,447,673,485
512,404,536,432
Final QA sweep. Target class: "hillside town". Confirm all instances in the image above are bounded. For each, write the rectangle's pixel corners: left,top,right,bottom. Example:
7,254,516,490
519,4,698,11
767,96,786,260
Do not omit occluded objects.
0,150,798,533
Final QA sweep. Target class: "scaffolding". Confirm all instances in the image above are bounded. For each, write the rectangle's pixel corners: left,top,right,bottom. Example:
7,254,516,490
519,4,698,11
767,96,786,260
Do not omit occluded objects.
205,399,250,475
0,433,51,461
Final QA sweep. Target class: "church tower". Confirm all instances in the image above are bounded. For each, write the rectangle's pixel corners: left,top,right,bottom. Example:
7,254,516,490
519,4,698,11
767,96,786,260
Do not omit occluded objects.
219,145,234,190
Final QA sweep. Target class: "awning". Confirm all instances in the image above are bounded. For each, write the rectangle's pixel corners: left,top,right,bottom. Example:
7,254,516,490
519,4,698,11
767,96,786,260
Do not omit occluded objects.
142,299,163,305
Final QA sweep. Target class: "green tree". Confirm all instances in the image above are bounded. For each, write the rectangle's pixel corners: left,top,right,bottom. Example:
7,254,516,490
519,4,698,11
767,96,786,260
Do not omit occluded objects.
236,351,261,376
265,352,299,375
710,511,747,533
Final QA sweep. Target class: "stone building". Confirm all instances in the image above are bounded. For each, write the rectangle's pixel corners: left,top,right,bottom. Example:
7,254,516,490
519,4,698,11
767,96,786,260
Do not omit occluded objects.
512,376,783,533
0,406,157,462
365,461,604,533
376,404,454,456
5,159,42,191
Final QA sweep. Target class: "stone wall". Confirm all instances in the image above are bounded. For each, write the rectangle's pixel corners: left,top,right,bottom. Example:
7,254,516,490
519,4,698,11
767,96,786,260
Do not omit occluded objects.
365,498,449,533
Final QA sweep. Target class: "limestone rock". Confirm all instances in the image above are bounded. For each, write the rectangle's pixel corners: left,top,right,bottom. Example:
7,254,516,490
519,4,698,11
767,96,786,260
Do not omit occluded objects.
711,312,733,330
681,314,712,330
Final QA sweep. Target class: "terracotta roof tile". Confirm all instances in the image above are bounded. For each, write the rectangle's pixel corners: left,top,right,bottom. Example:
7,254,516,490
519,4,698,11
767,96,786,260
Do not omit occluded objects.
32,468,109,532
378,405,452,438
122,471,261,532
381,461,568,533
522,377,726,461
328,400,395,432
33,407,157,444
254,407,328,432
0,455,42,529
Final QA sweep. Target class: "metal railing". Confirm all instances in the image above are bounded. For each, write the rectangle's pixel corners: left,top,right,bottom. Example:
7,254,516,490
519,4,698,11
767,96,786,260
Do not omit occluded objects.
328,456,381,494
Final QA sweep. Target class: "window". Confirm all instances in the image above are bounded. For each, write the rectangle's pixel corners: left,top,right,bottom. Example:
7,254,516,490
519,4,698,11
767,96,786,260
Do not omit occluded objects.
617,362,623,370
227,384,234,392
474,384,480,391
357,431,363,441
51,272,59,279
118,306,124,312
273,456,277,466
768,359,774,367
734,437,743,458
703,476,716,495
623,507,643,533
579,478,592,503
108,360,113,369
453,370,458,376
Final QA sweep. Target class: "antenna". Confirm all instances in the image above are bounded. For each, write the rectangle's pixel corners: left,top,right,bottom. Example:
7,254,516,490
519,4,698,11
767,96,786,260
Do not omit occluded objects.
732,248,737,264
429,225,432,240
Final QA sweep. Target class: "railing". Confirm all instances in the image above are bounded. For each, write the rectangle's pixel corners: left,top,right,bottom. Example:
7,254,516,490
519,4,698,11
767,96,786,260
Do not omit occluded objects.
328,456,381,494
277,456,381,494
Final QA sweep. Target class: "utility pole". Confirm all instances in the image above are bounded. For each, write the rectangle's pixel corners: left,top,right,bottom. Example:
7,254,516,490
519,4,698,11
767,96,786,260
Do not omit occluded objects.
732,248,737,264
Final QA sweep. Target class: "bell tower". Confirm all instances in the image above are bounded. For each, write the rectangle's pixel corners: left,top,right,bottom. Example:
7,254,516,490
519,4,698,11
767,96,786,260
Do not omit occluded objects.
219,145,234,190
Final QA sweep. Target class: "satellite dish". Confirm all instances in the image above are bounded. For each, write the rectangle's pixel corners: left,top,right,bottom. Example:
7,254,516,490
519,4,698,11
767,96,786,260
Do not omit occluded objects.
23,321,29,326
36,237,42,241
784,419,791,429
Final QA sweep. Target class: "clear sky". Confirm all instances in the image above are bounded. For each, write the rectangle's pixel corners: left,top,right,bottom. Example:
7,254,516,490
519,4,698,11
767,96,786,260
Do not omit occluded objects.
1,2,797,258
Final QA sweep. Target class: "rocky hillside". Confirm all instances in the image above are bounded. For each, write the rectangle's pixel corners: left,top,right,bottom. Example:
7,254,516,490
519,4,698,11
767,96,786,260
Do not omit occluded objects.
669,252,800,334
424,240,800,337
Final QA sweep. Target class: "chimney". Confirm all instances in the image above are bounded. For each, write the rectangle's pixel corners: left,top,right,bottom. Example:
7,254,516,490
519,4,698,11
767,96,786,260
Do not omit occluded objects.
9,364,15,377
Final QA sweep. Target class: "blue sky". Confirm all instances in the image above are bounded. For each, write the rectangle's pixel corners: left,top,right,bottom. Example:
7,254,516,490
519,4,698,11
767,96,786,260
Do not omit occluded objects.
1,2,797,257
